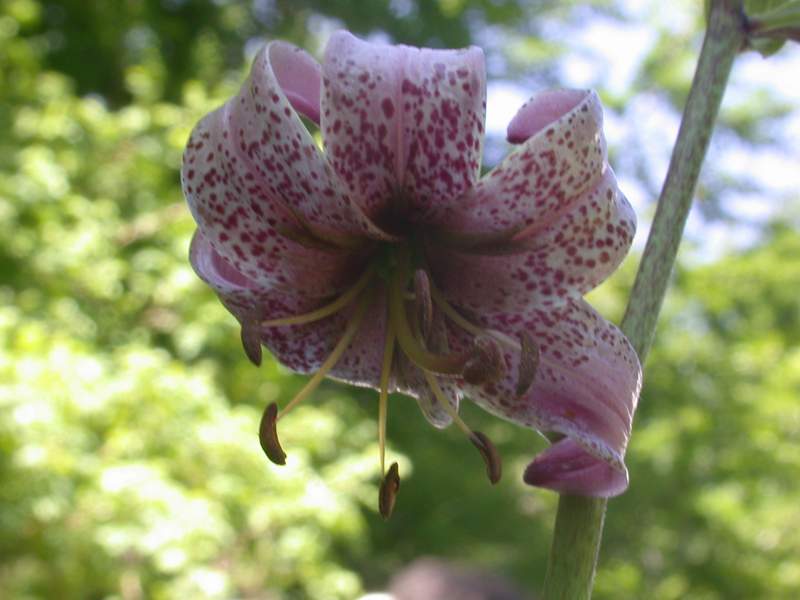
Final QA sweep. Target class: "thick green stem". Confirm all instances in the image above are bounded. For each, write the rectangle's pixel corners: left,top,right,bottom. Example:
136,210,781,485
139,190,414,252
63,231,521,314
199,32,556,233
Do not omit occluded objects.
542,2,745,598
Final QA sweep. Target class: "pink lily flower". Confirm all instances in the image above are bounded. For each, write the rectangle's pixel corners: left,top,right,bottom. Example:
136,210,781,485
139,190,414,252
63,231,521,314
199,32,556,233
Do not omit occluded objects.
182,31,642,515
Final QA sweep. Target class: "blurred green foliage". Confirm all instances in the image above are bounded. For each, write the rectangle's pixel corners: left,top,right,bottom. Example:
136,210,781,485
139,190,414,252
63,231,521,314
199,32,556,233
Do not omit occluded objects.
1,0,799,599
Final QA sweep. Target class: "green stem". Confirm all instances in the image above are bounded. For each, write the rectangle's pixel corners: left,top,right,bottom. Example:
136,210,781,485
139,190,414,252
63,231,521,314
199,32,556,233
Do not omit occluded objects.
541,2,746,598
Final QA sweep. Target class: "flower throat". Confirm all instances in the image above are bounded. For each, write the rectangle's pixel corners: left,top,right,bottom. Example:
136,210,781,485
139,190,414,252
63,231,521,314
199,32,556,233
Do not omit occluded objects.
255,237,539,519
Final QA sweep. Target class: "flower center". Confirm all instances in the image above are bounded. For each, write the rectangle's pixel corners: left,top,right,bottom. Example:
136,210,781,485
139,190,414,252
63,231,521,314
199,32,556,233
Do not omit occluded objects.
255,232,539,518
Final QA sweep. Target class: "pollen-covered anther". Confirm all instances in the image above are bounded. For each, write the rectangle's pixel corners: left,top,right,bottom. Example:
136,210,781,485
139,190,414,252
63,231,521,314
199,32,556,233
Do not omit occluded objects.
258,402,287,465
379,462,401,520
413,269,433,340
240,318,263,366
516,331,540,397
462,334,506,385
469,431,502,484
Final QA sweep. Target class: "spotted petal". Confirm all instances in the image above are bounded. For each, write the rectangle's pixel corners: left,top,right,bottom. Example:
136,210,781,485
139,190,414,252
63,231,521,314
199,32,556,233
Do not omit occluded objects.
428,167,636,314
189,230,325,317
523,437,629,497
322,31,486,227
450,297,641,496
447,89,606,238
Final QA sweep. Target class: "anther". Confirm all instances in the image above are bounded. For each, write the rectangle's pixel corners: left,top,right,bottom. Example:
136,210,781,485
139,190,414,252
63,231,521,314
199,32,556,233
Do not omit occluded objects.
258,402,287,465
462,334,506,385
469,431,502,484
241,319,263,366
379,462,401,519
423,372,502,485
516,331,540,397
413,269,433,340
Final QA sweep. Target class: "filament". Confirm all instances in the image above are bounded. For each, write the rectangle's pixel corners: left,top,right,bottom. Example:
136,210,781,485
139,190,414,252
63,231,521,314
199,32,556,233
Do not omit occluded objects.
277,292,371,420
378,320,396,475
262,264,376,328
388,261,465,375
429,284,520,351
422,371,471,437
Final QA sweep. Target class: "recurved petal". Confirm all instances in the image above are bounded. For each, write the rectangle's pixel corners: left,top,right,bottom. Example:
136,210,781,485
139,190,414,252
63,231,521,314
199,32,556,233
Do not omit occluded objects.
321,31,486,227
268,40,322,124
428,167,636,314
446,89,606,239
523,437,629,497
228,42,383,237
398,43,486,223
183,118,362,299
322,31,405,222
189,229,330,318
451,297,641,493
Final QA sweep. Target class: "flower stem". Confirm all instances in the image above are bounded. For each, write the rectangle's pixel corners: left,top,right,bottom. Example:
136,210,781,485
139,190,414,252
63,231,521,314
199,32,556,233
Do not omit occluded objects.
542,1,746,598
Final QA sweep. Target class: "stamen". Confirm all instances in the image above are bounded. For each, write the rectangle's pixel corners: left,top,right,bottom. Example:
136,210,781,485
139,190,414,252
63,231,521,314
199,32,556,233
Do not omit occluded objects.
413,269,433,340
379,462,400,520
469,431,503,484
429,285,520,351
261,264,376,328
516,331,540,397
423,371,503,485
240,318,263,366
277,292,371,421
462,334,506,386
427,283,538,396
258,402,286,465
378,321,396,475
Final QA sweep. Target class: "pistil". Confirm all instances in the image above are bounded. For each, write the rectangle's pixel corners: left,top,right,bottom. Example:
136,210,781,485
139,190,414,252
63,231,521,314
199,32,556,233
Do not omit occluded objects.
388,259,467,376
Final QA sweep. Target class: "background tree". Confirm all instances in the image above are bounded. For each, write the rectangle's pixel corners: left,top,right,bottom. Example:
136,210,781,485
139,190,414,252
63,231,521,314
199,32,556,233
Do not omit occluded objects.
1,0,798,598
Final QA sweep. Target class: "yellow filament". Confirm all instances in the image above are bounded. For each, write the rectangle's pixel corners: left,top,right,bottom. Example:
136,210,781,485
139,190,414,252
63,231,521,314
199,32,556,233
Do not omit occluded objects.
277,293,371,421
378,321,396,475
388,263,465,375
422,371,472,437
262,264,376,328
428,285,520,351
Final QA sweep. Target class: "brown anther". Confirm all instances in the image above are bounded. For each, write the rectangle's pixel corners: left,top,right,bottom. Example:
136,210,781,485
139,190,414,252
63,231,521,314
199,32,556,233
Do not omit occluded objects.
241,320,263,366
258,402,287,465
462,334,506,385
413,269,433,340
515,331,540,397
469,431,502,484
378,462,401,520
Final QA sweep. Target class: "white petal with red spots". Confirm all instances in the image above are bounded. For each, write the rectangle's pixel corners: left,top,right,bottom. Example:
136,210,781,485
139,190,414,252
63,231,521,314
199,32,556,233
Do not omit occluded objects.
428,167,636,314
449,90,606,237
322,31,486,227
449,297,641,495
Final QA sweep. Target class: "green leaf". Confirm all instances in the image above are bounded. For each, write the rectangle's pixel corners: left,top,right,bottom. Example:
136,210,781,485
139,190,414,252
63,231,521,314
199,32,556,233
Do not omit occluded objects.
745,0,800,55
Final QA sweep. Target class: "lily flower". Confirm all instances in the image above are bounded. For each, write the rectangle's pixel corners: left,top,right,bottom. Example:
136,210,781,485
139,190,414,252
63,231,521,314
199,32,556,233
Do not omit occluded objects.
182,31,642,516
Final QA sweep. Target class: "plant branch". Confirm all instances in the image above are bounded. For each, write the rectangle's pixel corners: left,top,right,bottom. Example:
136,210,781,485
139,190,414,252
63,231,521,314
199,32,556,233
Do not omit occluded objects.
541,1,746,598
